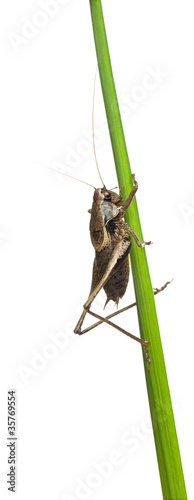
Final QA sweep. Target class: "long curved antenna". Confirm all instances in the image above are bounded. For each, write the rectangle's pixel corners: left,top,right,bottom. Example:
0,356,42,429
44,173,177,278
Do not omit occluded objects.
92,44,105,188
28,159,96,189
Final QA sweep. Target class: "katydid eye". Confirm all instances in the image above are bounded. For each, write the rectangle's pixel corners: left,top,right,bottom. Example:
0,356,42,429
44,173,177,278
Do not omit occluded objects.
104,192,111,200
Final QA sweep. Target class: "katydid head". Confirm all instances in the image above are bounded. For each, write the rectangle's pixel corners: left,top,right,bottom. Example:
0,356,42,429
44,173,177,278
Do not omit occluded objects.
93,186,123,206
102,187,123,205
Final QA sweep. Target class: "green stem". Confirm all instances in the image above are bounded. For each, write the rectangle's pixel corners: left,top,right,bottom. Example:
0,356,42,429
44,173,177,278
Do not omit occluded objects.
89,1,187,498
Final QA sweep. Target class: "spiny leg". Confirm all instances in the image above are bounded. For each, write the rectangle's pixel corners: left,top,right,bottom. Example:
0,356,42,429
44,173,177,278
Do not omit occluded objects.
78,301,137,335
118,175,152,247
80,280,172,369
78,281,172,334
153,279,173,294
122,222,152,248
119,174,138,214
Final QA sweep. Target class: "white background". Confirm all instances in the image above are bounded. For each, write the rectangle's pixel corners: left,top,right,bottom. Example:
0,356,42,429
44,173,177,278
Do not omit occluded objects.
0,0,194,499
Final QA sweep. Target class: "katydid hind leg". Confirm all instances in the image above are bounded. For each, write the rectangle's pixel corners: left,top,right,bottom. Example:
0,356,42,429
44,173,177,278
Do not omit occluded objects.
83,238,131,311
74,238,131,334
76,280,171,340
75,281,172,368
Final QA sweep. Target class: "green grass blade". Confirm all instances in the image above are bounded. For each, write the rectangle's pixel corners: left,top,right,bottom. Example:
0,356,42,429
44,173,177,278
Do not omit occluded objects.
89,1,187,498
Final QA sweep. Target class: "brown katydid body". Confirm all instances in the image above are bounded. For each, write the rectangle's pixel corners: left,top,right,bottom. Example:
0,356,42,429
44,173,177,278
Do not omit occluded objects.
89,187,130,307
74,175,153,368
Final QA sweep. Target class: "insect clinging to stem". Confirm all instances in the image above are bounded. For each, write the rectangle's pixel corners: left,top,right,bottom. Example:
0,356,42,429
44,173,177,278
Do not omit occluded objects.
74,172,153,367
72,56,155,369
